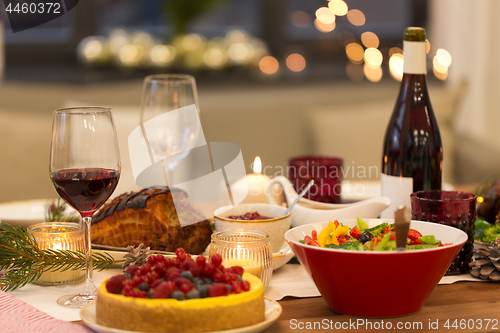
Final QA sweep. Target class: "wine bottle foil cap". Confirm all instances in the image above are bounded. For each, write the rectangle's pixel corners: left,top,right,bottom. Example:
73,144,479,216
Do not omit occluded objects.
404,27,426,42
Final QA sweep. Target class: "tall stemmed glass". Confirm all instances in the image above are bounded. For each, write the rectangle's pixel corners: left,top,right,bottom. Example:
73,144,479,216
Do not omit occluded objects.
140,74,201,185
49,107,120,307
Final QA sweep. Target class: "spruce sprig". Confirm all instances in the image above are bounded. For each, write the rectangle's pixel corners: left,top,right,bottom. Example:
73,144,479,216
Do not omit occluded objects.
45,198,80,223
0,224,121,291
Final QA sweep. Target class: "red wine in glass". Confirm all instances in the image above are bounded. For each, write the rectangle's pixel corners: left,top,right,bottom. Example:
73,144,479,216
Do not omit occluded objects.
51,168,119,218
50,107,120,308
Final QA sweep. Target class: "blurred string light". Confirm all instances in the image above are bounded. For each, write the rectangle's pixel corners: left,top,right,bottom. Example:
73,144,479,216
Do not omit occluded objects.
328,0,348,16
389,47,403,57
437,48,452,65
182,33,205,52
259,56,279,75
347,9,365,26
290,11,312,28
228,42,255,65
77,36,107,64
118,44,145,67
226,29,248,43
345,42,364,64
149,44,176,67
364,48,383,67
433,48,452,80
316,7,335,24
109,29,128,55
389,53,404,81
77,28,272,73
306,0,453,83
314,19,335,33
361,32,379,48
286,53,306,72
203,47,227,69
363,63,383,82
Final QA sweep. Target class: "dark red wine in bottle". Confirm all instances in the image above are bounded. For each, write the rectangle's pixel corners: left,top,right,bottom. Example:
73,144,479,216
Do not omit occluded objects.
51,168,119,217
381,27,443,218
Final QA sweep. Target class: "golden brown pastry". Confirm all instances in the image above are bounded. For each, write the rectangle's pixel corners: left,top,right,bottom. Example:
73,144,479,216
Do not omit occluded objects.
91,187,212,254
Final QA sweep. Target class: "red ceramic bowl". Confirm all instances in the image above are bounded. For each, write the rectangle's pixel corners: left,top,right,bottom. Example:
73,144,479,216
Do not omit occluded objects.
285,219,467,317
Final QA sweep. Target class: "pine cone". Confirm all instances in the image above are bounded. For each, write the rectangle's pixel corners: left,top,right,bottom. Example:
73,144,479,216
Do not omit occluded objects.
469,241,500,281
122,243,152,270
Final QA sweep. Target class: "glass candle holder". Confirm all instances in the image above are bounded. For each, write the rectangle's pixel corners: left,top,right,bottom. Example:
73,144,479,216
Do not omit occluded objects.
410,190,477,275
289,156,343,204
27,222,85,285
210,229,273,289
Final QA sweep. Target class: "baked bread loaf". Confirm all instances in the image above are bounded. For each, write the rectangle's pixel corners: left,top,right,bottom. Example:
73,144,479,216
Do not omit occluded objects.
91,186,212,254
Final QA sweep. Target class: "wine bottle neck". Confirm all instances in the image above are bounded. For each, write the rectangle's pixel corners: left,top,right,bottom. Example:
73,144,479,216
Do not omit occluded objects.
403,41,426,74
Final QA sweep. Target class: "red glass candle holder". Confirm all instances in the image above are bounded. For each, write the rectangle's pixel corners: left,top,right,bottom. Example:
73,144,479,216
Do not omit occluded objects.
410,190,476,275
288,156,343,204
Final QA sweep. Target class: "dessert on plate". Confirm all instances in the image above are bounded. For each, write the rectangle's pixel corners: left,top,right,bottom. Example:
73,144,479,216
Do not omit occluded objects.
96,249,265,332
91,186,212,254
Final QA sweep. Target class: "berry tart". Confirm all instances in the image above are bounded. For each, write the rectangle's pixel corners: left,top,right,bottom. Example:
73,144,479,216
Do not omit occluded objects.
96,249,265,332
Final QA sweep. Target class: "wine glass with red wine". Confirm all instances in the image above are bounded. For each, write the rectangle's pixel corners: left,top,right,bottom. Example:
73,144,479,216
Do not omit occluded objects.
49,107,120,308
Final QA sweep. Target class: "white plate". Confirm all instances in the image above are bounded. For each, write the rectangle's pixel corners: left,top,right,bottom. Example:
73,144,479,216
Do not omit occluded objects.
0,199,56,228
272,243,294,270
80,298,282,333
94,243,294,271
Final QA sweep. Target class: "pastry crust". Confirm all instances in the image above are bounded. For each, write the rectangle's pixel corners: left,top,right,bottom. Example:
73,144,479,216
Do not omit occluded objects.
91,187,212,254
96,273,265,333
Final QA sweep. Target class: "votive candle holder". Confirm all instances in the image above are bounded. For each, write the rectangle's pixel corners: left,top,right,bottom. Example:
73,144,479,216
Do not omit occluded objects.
210,229,273,289
27,222,85,285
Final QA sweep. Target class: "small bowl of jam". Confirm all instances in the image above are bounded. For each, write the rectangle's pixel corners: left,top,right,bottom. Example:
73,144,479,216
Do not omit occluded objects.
214,203,291,253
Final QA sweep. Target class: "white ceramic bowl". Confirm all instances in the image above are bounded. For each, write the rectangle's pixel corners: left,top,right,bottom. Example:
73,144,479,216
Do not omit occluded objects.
214,203,291,253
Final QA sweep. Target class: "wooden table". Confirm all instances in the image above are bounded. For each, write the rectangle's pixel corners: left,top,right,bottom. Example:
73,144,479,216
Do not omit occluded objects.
74,281,500,332
259,281,500,333
73,183,488,332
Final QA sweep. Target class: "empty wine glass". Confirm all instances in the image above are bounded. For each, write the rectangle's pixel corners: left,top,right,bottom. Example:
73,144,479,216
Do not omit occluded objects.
49,107,120,307
140,74,201,184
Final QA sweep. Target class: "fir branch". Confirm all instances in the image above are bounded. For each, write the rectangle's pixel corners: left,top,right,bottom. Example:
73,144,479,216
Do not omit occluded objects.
45,198,80,223
0,224,122,291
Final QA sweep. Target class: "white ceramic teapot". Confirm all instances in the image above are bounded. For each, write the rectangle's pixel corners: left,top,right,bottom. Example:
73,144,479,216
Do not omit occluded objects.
266,176,391,227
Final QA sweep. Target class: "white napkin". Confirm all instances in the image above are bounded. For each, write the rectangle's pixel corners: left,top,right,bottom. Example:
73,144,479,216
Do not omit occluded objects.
265,264,320,300
439,274,485,284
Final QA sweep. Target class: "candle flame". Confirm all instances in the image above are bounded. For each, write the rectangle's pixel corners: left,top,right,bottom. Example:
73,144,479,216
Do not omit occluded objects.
253,156,262,174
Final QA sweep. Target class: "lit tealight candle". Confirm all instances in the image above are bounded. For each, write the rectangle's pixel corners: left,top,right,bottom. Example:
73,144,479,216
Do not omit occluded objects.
210,229,272,288
232,156,271,204
27,223,85,286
